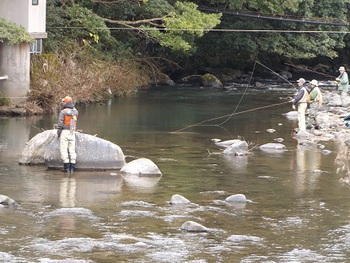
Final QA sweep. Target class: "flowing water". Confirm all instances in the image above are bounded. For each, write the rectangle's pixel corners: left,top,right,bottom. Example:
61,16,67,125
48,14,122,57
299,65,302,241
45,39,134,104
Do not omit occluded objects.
1,84,350,262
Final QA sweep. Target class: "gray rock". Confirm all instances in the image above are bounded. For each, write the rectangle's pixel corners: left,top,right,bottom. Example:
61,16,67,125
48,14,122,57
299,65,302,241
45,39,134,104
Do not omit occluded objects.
120,158,162,175
170,194,191,205
181,221,209,232
200,73,223,88
19,130,126,170
223,140,249,156
259,143,286,152
0,194,17,206
19,130,56,165
225,194,252,203
215,139,241,148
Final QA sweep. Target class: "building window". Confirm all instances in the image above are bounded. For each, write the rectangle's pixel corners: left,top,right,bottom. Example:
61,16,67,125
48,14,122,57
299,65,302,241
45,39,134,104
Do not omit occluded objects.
30,39,43,54
32,0,39,5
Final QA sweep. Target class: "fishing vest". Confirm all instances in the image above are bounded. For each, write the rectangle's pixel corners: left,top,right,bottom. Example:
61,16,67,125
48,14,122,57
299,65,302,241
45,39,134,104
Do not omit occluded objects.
299,87,310,103
310,87,320,101
63,108,77,131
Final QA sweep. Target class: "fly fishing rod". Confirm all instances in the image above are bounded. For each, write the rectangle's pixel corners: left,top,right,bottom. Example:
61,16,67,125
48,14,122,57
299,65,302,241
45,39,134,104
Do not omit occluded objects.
171,61,294,133
256,61,296,87
285,62,336,79
171,100,291,133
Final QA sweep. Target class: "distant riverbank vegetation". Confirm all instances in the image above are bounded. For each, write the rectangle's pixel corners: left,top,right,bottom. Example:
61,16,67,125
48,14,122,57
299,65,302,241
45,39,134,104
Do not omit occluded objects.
29,0,350,112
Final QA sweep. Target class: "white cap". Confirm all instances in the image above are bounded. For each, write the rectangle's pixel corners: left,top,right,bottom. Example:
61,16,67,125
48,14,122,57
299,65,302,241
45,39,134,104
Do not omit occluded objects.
296,78,305,84
310,79,318,86
339,66,345,71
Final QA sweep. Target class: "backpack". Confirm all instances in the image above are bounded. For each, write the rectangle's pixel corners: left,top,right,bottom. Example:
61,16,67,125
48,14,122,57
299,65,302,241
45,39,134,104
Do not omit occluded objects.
63,108,77,132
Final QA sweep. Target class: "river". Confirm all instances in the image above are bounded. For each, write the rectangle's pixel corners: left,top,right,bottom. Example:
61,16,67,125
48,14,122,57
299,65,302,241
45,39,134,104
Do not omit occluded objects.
0,83,349,262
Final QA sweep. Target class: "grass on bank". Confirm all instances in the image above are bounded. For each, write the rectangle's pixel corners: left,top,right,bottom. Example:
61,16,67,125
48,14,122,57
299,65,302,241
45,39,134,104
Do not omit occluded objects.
29,49,158,113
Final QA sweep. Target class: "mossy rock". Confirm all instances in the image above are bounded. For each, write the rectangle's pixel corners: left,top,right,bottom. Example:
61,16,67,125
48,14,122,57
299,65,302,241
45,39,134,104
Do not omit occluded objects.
200,73,223,88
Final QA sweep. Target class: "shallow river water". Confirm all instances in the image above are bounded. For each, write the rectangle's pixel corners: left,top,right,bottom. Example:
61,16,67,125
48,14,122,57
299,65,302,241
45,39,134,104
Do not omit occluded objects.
1,84,350,262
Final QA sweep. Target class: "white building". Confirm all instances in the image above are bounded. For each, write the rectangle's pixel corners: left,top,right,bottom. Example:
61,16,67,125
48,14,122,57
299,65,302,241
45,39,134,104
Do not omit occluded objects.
0,0,47,103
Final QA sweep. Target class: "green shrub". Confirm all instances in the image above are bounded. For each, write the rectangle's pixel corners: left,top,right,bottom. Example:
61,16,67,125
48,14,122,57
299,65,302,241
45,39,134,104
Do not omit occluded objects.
0,92,10,106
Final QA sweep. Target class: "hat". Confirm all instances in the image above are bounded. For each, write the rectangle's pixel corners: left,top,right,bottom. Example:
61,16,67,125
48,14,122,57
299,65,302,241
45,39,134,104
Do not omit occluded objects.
310,79,318,86
62,96,72,104
339,66,345,71
296,78,305,84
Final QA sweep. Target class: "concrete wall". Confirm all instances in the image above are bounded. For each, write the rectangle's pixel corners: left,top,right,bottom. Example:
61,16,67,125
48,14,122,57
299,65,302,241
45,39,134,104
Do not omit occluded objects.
0,0,46,103
0,0,29,30
0,0,46,34
0,43,30,103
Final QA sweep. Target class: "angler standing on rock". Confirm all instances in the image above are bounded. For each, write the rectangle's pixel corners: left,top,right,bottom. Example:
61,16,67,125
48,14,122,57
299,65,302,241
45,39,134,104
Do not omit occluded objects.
292,78,310,132
336,66,349,104
57,96,78,172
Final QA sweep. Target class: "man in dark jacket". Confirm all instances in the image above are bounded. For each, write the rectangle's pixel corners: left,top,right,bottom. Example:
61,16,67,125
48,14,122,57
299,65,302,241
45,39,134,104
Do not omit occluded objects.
57,96,78,172
292,78,310,132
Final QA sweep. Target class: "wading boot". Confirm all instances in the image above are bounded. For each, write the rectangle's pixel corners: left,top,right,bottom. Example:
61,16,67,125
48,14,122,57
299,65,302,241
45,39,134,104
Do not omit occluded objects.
69,163,75,173
63,163,70,172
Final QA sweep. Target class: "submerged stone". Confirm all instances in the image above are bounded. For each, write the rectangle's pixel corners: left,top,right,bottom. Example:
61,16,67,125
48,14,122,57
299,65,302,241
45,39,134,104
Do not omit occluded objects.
259,143,286,152
223,140,249,156
225,193,251,203
181,221,209,232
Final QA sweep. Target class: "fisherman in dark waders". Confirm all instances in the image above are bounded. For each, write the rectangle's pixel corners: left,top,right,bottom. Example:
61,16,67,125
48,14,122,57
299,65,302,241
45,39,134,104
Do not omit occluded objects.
57,96,78,172
307,79,323,130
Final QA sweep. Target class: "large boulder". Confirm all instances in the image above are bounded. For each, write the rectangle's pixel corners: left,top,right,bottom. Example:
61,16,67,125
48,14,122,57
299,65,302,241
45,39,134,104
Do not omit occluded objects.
120,158,162,175
200,73,223,88
19,130,56,165
19,130,126,170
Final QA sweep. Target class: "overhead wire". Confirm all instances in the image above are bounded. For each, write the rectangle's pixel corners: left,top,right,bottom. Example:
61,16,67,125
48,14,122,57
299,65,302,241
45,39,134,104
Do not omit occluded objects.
47,26,350,34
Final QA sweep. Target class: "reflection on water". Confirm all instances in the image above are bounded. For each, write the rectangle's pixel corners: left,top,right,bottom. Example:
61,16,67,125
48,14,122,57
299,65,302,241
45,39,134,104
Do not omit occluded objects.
0,85,349,262
121,173,162,193
294,143,322,196
60,177,76,207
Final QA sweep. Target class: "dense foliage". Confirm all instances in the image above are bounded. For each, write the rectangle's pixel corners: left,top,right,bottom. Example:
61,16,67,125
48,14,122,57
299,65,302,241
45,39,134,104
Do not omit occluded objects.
0,18,33,45
44,0,350,76
194,0,349,69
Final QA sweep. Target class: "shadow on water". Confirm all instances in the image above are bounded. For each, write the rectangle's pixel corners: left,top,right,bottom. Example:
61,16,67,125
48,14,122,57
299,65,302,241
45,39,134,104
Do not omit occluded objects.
0,84,350,262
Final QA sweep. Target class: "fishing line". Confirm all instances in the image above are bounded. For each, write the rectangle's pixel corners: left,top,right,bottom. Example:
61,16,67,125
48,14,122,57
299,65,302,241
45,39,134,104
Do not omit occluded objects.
171,100,290,133
171,61,293,133
256,61,295,86
285,62,336,79
213,61,257,126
